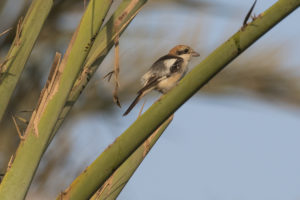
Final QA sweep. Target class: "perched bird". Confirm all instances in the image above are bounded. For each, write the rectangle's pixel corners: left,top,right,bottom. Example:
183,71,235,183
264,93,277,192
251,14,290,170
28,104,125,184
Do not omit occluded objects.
123,45,200,116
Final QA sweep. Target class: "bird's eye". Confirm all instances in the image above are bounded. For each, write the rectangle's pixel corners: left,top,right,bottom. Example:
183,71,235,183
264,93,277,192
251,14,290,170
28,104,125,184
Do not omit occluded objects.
176,48,189,55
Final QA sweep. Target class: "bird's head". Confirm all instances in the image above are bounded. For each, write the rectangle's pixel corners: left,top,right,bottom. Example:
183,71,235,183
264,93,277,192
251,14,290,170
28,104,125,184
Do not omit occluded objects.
169,45,200,61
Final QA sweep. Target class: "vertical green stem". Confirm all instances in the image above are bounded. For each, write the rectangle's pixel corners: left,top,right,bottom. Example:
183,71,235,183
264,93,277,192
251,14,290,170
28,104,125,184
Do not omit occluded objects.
0,0,53,122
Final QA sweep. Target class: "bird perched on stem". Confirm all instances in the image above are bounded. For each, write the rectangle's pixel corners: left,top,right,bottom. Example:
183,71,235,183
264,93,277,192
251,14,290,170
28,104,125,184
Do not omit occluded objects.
123,45,200,116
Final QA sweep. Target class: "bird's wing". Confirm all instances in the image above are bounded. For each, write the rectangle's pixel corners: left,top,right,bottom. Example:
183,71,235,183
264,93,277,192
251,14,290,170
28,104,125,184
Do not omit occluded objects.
139,55,184,94
151,54,183,74
137,75,163,94
169,58,184,74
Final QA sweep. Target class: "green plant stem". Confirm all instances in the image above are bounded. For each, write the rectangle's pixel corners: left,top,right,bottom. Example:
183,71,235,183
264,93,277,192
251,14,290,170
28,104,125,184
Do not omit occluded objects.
0,0,112,199
85,116,173,200
50,0,147,143
0,0,53,122
60,0,300,199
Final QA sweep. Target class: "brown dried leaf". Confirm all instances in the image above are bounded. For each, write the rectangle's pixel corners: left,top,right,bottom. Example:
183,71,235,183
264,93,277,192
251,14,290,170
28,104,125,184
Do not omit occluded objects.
113,38,121,108
26,52,62,137
15,17,24,46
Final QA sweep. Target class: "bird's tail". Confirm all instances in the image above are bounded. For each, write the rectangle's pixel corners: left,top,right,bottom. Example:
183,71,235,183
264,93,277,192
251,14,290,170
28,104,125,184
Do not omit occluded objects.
123,92,145,116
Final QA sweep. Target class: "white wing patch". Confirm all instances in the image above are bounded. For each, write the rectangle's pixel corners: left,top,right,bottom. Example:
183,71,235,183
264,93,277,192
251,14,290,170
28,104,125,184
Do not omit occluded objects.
163,59,177,69
141,72,150,85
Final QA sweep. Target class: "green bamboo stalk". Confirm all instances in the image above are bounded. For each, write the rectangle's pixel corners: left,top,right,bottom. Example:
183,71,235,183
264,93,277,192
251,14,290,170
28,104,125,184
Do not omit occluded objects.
0,0,113,199
50,0,147,143
0,0,53,122
90,116,173,200
60,0,300,199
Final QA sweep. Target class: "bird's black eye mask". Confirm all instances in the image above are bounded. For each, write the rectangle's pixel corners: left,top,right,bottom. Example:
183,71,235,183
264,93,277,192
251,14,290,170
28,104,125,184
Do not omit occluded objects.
176,48,189,55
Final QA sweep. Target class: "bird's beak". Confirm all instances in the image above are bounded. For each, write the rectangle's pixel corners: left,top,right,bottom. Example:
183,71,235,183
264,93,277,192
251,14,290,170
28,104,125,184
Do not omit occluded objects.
191,50,200,57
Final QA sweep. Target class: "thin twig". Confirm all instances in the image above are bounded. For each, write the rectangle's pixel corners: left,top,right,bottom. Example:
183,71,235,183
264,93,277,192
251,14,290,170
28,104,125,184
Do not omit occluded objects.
12,115,25,140
15,115,29,124
113,38,121,107
137,99,146,118
242,0,257,30
103,71,114,82
0,28,12,38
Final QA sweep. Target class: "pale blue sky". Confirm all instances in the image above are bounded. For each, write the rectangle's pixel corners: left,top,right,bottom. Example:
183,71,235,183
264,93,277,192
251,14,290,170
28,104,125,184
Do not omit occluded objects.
119,96,300,199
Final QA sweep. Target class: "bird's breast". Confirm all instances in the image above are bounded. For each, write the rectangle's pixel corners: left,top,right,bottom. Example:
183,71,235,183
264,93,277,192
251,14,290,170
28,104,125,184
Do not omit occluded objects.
156,72,183,93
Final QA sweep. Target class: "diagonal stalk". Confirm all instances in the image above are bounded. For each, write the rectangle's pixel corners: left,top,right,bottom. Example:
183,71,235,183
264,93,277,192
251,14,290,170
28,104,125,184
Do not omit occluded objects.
68,116,173,200
59,0,300,199
50,0,147,144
